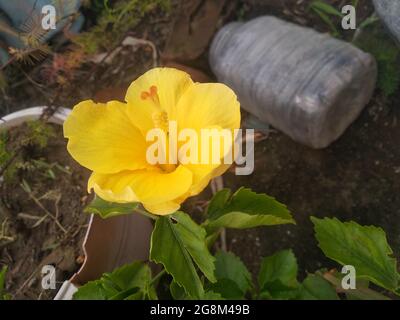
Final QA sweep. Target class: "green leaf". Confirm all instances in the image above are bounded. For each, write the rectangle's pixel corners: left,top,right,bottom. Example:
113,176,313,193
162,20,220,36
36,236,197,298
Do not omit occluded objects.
109,287,141,300
214,251,252,293
207,278,244,300
205,188,294,231
151,215,203,298
150,212,216,299
170,281,224,300
170,281,188,300
73,280,107,300
258,249,299,299
201,290,224,300
84,196,138,219
172,212,216,283
0,265,9,300
298,274,339,300
73,261,154,300
321,270,390,300
311,8,339,36
310,1,343,17
104,262,154,292
359,14,379,30
207,251,251,299
0,266,6,291
311,217,399,292
309,0,342,36
206,189,231,219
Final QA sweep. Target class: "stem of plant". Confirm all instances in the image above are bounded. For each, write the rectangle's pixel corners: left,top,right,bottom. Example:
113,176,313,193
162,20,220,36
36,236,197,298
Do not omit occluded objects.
320,271,390,300
211,177,227,251
150,269,166,286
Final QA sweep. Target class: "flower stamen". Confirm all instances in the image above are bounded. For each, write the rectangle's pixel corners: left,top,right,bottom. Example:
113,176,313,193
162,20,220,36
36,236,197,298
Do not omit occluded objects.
152,111,169,133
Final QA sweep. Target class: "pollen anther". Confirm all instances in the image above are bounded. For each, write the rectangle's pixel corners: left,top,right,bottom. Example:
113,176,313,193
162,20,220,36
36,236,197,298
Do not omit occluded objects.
152,111,169,132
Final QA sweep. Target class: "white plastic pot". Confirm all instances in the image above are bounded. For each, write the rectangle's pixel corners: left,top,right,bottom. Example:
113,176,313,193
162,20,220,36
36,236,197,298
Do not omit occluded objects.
0,107,153,300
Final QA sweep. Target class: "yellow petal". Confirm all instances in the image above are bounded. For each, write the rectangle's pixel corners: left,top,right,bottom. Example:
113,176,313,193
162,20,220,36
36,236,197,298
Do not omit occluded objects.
129,165,193,204
143,201,180,216
184,163,220,196
176,83,241,132
88,166,193,214
64,100,150,174
88,171,140,203
175,84,240,192
179,124,236,197
125,67,193,135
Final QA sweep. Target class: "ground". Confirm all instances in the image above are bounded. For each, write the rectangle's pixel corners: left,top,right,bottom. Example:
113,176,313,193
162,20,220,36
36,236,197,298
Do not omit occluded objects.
184,87,400,281
1,0,399,297
181,0,400,279
224,91,400,279
0,125,90,299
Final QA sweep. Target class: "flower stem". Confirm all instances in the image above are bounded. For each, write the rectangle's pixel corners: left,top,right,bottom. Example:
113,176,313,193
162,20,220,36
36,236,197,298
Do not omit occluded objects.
150,269,166,286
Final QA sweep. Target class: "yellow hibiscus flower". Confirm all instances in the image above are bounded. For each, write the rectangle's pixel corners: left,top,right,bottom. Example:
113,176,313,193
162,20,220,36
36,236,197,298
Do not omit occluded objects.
64,67,241,215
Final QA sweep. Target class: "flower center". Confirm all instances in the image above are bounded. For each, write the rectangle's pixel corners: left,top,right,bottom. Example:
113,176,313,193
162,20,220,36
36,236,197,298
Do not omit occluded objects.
142,85,176,173
152,111,169,133
141,85,169,133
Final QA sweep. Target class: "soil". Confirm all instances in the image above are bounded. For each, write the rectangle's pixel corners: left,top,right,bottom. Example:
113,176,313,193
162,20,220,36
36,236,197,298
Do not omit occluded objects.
184,90,400,283
223,91,400,280
0,124,91,299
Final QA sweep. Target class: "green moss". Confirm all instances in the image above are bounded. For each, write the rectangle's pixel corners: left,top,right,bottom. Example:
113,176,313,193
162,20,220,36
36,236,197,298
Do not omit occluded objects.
0,131,11,166
75,0,171,54
355,26,400,97
0,121,56,184
25,121,55,149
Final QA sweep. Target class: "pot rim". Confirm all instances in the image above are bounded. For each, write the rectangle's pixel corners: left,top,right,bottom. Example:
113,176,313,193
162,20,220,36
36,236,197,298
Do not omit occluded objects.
0,106,71,129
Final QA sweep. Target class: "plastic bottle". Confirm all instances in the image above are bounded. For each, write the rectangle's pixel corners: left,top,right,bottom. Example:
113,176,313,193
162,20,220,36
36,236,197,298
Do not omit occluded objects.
373,0,400,43
209,16,377,148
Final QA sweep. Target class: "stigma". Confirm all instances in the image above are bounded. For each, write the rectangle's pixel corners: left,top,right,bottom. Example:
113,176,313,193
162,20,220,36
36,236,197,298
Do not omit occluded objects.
141,85,161,106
